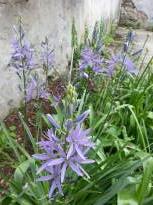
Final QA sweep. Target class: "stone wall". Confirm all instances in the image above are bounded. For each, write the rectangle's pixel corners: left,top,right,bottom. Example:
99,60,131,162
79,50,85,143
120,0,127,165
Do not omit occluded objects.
133,0,153,28
119,0,153,29
119,0,148,28
0,0,121,119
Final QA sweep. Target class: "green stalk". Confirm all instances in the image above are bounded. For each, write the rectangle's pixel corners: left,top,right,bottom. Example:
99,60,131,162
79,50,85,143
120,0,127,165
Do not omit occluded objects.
136,57,153,88
23,68,27,122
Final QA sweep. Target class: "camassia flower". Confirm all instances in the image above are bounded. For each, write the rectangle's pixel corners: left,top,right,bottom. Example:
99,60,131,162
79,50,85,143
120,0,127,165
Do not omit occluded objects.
11,37,34,73
10,23,36,113
37,165,63,198
41,37,55,88
75,109,90,123
41,37,54,70
66,124,94,160
26,77,50,102
80,47,103,74
105,55,120,77
26,77,37,102
123,56,138,75
106,54,138,76
33,111,94,198
123,30,135,53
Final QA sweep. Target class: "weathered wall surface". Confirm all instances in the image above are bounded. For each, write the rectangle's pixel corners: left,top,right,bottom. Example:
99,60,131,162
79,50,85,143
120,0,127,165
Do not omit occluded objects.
120,0,153,28
133,0,153,26
0,0,121,119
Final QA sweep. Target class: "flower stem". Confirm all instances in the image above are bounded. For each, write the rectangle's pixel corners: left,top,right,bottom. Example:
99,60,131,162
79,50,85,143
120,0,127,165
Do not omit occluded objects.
23,68,27,122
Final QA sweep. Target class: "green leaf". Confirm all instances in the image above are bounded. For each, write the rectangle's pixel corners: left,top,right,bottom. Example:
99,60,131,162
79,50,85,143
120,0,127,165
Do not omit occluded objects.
14,159,34,189
147,112,153,120
137,157,153,205
94,177,134,205
18,112,36,151
118,183,139,205
106,126,121,137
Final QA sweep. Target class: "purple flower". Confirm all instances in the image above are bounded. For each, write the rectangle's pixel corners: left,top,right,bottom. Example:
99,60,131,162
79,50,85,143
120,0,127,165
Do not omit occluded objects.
127,31,135,43
10,23,36,106
34,138,94,180
105,54,138,76
75,110,90,123
51,95,62,108
39,87,50,100
124,57,138,75
33,118,95,198
37,165,63,198
26,77,37,102
37,139,61,156
11,38,34,72
61,150,94,180
36,146,93,181
80,47,103,74
53,95,61,103
47,114,60,129
80,48,93,70
34,142,94,197
65,119,74,131
41,37,54,70
46,129,61,144
123,31,135,52
64,109,90,131
26,78,50,102
66,124,94,160
104,55,120,77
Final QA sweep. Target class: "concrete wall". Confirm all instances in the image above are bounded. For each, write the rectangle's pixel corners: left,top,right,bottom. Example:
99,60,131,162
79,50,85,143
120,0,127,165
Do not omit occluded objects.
0,0,121,119
133,0,153,25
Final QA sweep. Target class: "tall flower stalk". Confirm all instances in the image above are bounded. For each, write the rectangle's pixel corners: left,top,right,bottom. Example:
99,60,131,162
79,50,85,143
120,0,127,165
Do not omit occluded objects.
33,84,95,198
79,47,104,81
10,18,35,120
25,73,50,103
41,37,54,88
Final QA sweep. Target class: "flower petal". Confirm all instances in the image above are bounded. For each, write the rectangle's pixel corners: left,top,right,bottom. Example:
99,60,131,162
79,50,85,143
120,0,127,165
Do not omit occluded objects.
69,162,83,176
37,158,64,174
47,114,60,129
75,144,86,160
61,163,67,183
47,129,59,142
67,144,74,160
124,57,138,75
47,158,64,167
56,179,63,195
36,175,53,182
49,181,56,198
75,110,90,123
65,119,73,131
33,154,50,161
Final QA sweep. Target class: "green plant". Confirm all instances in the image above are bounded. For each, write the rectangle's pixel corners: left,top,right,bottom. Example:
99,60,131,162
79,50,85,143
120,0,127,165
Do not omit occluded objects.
1,20,153,205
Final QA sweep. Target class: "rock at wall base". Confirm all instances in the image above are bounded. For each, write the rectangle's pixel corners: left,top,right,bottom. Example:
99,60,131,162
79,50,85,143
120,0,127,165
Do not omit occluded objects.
119,0,148,29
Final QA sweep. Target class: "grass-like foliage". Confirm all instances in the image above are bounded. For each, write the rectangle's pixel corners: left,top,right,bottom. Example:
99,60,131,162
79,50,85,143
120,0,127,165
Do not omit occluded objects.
0,19,153,205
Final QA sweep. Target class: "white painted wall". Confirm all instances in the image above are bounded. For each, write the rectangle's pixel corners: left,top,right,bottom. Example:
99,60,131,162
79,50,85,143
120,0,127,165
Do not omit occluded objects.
0,0,121,119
